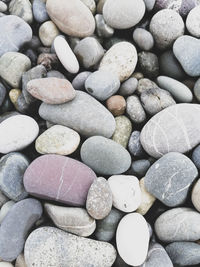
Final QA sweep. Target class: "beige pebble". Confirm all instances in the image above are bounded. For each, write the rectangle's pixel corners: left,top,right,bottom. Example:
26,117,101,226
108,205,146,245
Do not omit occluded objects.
106,95,126,117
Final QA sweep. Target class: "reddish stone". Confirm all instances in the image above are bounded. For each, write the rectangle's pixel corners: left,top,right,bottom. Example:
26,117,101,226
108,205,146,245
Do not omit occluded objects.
23,155,96,206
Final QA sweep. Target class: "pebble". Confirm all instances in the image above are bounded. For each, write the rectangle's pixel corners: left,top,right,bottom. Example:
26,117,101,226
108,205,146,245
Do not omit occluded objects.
9,0,33,24
103,0,145,29
0,198,42,261
39,21,59,47
24,154,96,206
128,131,146,157
154,207,200,242
0,52,31,88
131,159,150,177
133,28,154,51
111,116,132,148
47,70,66,79
138,52,159,79
144,0,156,11
0,192,8,209
0,1,7,12
72,71,91,90
166,241,200,266
24,227,117,267
192,179,200,212
81,136,131,175
157,76,193,102
159,50,185,80
149,9,184,50
45,203,96,237
186,6,200,38
99,41,138,82
81,0,96,14
116,213,149,266
192,144,200,170
97,0,106,13
0,82,6,106
194,78,200,102
173,35,200,77
37,52,58,70
126,95,146,123
27,77,76,104
95,14,114,38
137,178,156,215
137,78,159,95
108,175,141,212
9,89,22,110
74,37,104,69
15,254,27,267
106,95,126,116
0,201,15,224
141,242,173,267
46,0,95,37
86,177,112,220
145,152,198,207
54,36,79,74
35,125,80,155
95,208,123,242
0,115,39,154
85,70,120,101
119,77,138,96
0,152,29,201
33,0,49,23
0,263,14,267
140,104,200,158
39,91,116,138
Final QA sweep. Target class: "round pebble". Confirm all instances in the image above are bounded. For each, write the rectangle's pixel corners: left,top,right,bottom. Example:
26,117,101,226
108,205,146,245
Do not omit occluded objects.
39,21,59,47
106,95,126,116
131,159,150,177
9,0,33,24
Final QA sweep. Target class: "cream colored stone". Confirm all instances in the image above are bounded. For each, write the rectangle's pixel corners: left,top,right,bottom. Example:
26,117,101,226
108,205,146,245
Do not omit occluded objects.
39,21,59,47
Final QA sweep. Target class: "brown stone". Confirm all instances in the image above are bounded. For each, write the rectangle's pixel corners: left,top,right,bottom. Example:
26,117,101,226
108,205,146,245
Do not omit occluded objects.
37,53,58,70
106,95,126,116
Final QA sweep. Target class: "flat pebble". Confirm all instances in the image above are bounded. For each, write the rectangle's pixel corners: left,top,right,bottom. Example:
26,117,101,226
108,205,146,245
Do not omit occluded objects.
39,91,116,138
116,213,149,266
186,5,200,38
99,41,138,82
140,104,200,158
103,0,145,29
0,201,15,224
95,14,114,38
39,21,59,47
138,52,159,79
24,154,96,206
157,75,193,102
126,95,146,123
106,95,126,116
74,37,104,69
173,35,200,77
145,152,198,207
131,159,150,177
85,70,120,101
133,28,154,51
81,136,131,175
35,125,80,155
108,175,141,212
155,207,200,242
45,203,96,237
9,0,33,24
149,9,184,50
46,0,95,37
0,115,39,154
24,227,117,267
194,78,200,102
86,177,112,220
54,36,79,74
33,0,49,23
0,198,42,261
119,77,138,96
128,131,146,157
72,71,91,90
192,179,200,212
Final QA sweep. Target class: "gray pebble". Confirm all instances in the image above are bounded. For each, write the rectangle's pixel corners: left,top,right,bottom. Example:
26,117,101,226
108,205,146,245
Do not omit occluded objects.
131,159,150,177
47,70,66,79
143,0,156,11
95,14,114,38
137,78,159,95
192,144,200,169
15,93,30,114
72,71,91,90
0,82,6,106
114,254,129,267
194,77,200,102
33,0,49,23
138,52,159,79
128,131,146,157
9,0,33,24
133,28,154,51
119,77,138,96
126,95,146,124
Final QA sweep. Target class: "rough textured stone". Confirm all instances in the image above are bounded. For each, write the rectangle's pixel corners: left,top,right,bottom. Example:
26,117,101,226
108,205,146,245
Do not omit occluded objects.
128,131,146,157
119,77,138,96
23,154,96,206
95,14,114,38
9,0,33,24
138,52,159,79
126,95,146,123
137,78,159,95
72,71,91,90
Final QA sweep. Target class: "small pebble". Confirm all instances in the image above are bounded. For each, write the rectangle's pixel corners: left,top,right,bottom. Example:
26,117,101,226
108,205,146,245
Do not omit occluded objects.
194,78,200,102
119,77,138,96
32,0,49,23
133,28,154,51
95,14,114,38
126,95,146,123
131,159,150,177
192,179,200,212
0,1,7,12
106,95,126,116
39,21,59,47
15,254,27,267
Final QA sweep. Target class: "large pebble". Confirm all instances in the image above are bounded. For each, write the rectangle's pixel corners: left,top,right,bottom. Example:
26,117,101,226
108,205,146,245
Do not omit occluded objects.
85,70,120,101
0,153,29,201
86,177,112,220
192,179,200,212
33,0,49,23
15,254,26,267
81,136,131,175
27,77,76,104
39,91,116,138
149,9,184,50
0,198,42,261
108,175,141,212
99,41,138,82
140,104,200,158
9,0,33,24
46,0,95,37
155,207,200,242
81,0,96,14
35,125,80,155
145,152,198,207
173,35,200,77
45,203,96,237
24,227,117,267
0,115,39,154
103,0,145,29
0,192,8,209
0,52,31,88
39,21,59,47
116,213,149,266
126,95,146,123
119,77,138,96
23,154,96,206
0,15,32,57
186,6,200,38
0,200,15,224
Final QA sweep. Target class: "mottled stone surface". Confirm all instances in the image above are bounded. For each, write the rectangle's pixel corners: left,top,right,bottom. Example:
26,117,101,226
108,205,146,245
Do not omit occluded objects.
126,95,146,123
39,21,59,47
24,154,96,206
106,95,126,116
140,104,200,158
0,200,15,224
24,227,117,267
9,0,33,24
138,52,159,79
33,0,49,23
112,116,132,148
186,5,200,38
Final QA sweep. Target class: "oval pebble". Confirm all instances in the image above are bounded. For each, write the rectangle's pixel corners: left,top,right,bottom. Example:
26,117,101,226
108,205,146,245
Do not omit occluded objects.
119,77,138,96
186,5,200,38
39,21,59,47
9,0,33,24
81,136,131,175
23,154,96,206
133,28,154,51
45,203,96,237
106,95,126,117
33,0,49,23
126,95,146,123
72,71,91,90
116,213,149,266
0,115,39,154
